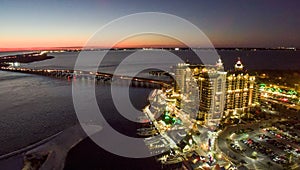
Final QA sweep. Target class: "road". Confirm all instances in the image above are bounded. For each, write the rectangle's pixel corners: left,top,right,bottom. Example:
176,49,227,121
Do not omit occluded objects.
144,105,178,149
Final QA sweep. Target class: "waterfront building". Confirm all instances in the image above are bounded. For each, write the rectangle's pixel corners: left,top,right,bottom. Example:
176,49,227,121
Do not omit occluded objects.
174,59,227,127
191,60,227,127
224,58,259,118
174,63,191,94
173,58,259,124
174,63,199,118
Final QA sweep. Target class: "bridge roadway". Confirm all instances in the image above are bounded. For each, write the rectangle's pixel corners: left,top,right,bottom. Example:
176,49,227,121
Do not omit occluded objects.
0,66,172,89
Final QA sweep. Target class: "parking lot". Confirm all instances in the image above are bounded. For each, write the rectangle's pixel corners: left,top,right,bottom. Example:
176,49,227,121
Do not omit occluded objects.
218,119,300,169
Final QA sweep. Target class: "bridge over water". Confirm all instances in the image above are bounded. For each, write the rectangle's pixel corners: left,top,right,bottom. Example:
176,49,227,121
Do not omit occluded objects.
0,67,172,89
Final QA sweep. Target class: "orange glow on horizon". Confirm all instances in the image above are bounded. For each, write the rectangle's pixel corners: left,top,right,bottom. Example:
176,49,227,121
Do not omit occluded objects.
0,34,88,51
113,34,187,48
0,34,190,52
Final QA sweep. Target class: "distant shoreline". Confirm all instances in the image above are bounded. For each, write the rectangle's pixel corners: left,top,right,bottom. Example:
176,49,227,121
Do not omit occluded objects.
0,53,54,66
0,47,297,53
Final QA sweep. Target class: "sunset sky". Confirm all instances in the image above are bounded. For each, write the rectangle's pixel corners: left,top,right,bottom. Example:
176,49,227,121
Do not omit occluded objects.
1,0,299,50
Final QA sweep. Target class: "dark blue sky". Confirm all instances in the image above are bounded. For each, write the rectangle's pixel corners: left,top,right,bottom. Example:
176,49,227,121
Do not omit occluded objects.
1,0,299,48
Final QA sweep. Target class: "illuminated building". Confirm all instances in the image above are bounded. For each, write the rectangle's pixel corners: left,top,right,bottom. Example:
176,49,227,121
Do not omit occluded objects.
174,58,259,123
174,59,227,127
225,58,258,118
259,84,298,105
174,63,191,94
192,59,227,127
174,63,199,118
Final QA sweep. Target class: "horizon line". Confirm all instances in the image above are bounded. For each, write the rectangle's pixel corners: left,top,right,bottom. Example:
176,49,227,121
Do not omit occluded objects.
0,46,298,52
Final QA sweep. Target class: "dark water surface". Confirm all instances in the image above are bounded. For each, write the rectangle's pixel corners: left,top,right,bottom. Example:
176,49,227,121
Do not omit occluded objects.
0,71,76,155
0,70,159,169
20,50,300,71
